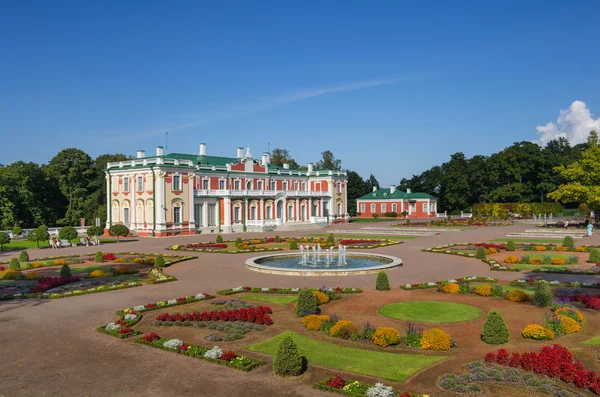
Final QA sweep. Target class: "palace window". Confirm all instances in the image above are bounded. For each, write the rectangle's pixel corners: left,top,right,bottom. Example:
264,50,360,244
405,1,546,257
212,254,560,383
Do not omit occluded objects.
173,175,181,191
337,202,342,215
302,182,306,191
294,182,299,190
288,204,294,219
266,205,272,219
257,180,263,190
270,180,276,190
207,204,216,226
250,205,256,220
202,179,209,190
283,181,288,190
219,179,225,190
409,203,416,213
423,203,429,212
337,182,342,193
234,206,241,222
123,177,129,193
234,180,240,190
381,204,387,213
247,181,253,190
392,203,397,213
173,203,182,224
137,176,143,192
370,204,376,213
195,203,203,227
360,204,366,213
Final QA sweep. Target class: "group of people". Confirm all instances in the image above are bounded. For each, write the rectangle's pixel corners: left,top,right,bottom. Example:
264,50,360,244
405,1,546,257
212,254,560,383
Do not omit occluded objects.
563,218,594,237
49,237,63,249
49,235,99,249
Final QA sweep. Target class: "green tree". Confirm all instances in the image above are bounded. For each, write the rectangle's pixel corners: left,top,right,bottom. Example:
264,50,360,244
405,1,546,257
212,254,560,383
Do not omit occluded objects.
475,246,486,259
346,171,366,216
94,251,104,263
87,153,131,224
295,288,318,317
289,239,298,250
59,226,78,241
270,148,299,169
589,248,600,263
506,240,516,251
364,174,380,193
273,335,303,376
28,225,49,248
326,233,335,245
154,254,165,269
563,236,575,249
0,232,10,251
86,226,104,237
532,283,553,307
439,153,471,211
9,257,20,271
60,264,72,278
108,224,129,242
11,225,23,236
375,271,390,291
216,234,223,243
18,250,29,262
315,150,342,171
481,310,509,344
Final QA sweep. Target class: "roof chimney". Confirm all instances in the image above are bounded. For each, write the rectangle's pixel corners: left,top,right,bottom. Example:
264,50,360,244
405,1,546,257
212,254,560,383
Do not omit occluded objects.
136,150,145,159
307,163,313,174
261,152,268,166
390,185,396,194
283,163,289,169
156,146,164,156
372,186,377,192
199,143,206,156
407,188,411,194
237,147,243,159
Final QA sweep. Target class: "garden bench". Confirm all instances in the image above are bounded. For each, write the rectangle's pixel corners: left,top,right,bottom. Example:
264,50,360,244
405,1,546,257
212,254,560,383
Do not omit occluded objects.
60,239,72,247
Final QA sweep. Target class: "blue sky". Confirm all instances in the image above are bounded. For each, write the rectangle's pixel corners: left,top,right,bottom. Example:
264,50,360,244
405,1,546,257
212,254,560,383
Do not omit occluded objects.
1,1,599,185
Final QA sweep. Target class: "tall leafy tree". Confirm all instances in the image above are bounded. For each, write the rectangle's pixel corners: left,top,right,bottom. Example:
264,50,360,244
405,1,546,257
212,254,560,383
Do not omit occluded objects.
439,152,470,211
87,153,131,225
346,170,366,215
315,150,342,171
270,148,299,169
364,174,380,193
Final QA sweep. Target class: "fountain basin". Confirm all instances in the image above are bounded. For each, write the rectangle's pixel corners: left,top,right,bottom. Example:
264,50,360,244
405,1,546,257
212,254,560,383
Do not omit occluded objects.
245,253,403,276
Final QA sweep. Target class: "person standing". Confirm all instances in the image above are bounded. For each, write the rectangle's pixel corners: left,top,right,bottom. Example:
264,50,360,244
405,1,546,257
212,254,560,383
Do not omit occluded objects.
564,220,569,229
588,222,594,237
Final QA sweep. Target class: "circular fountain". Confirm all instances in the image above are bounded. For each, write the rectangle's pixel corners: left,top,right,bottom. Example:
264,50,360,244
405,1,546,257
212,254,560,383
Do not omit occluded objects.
245,245,402,276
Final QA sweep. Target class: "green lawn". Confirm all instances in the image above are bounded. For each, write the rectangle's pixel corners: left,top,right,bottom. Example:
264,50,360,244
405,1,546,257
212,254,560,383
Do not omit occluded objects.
308,234,416,240
1,238,118,252
246,331,446,382
470,283,537,296
378,301,483,323
512,264,572,271
54,265,108,275
582,335,600,346
491,238,563,244
236,294,297,306
521,253,576,259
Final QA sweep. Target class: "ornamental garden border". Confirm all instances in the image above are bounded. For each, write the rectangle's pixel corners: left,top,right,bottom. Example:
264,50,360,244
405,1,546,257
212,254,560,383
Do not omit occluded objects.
400,276,498,290
0,281,142,301
314,376,426,397
217,286,363,295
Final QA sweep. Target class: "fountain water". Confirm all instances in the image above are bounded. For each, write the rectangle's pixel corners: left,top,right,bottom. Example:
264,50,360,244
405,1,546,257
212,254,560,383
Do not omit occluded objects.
298,244,345,267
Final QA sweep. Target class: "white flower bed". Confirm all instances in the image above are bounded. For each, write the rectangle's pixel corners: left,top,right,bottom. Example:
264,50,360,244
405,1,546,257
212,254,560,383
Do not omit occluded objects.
204,346,223,359
261,287,269,292
366,382,394,397
232,286,243,292
105,322,121,331
124,313,138,321
134,305,145,312
128,282,137,286
195,293,207,300
550,280,560,285
583,282,593,287
291,288,299,292
517,279,526,283
427,282,436,286
163,339,184,349
448,279,457,283
167,299,177,305
405,284,412,289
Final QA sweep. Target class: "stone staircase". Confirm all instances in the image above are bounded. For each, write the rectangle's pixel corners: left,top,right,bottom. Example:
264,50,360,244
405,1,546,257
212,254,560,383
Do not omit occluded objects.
505,228,587,239
274,222,326,232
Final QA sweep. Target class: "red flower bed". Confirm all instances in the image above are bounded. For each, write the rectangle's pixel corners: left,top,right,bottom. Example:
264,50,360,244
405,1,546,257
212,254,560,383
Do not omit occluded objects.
219,350,237,361
34,276,81,293
569,294,600,310
145,303,154,309
102,253,116,261
184,243,228,250
119,327,134,335
326,374,346,389
485,344,600,394
475,243,507,250
339,239,382,246
156,306,274,325
142,332,160,342
267,237,288,243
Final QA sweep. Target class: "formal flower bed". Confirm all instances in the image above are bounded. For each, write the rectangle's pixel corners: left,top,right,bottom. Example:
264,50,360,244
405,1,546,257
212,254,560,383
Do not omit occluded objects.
135,334,265,371
504,255,578,265
566,293,600,310
314,375,426,397
34,276,81,293
0,281,141,300
511,279,600,289
482,345,600,394
401,276,498,290
423,244,517,271
531,266,599,275
115,293,214,316
338,239,400,249
96,319,143,339
148,268,176,284
217,286,362,295
155,306,274,325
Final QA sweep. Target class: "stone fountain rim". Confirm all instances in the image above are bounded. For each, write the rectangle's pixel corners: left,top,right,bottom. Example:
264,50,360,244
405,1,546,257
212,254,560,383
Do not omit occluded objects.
244,252,403,276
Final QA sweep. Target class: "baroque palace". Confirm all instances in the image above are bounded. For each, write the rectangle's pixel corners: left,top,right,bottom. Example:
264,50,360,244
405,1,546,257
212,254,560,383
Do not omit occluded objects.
105,144,348,236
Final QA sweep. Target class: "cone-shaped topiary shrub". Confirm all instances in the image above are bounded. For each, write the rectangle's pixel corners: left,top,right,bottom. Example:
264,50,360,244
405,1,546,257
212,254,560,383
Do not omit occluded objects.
475,246,486,259
274,235,280,243
235,237,243,245
375,271,390,291
481,310,509,344
295,288,318,317
9,258,20,271
326,233,335,245
273,335,303,376
60,264,71,278
94,251,103,263
18,250,29,262
589,248,600,263
155,254,165,270
506,241,516,252
289,239,298,250
563,236,575,250
532,283,553,307
216,234,223,243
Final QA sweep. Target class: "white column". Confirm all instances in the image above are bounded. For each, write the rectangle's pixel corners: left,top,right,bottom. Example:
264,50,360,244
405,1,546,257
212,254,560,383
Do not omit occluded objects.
216,199,220,232
308,198,312,221
131,175,137,230
282,199,287,224
295,198,299,221
401,200,404,214
203,202,209,228
260,198,264,221
327,180,334,216
105,174,111,229
427,199,431,216
155,172,167,233
343,182,347,217
188,173,195,230
223,197,232,233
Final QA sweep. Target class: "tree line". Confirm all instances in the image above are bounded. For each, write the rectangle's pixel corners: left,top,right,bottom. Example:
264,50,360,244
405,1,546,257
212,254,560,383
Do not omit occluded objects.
0,148,379,228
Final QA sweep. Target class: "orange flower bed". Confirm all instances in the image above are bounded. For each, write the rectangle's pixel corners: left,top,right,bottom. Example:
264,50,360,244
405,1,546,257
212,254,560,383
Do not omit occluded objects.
329,320,358,338
556,246,568,252
89,269,107,278
529,258,542,265
442,283,460,294
557,315,581,334
475,285,492,296
554,307,583,322
31,261,43,268
535,246,547,251
488,247,498,254
420,328,451,351
551,258,566,265
522,324,554,340
53,259,67,266
575,246,587,252
312,291,330,305
506,290,529,302
302,315,330,331
371,327,401,347
504,255,518,264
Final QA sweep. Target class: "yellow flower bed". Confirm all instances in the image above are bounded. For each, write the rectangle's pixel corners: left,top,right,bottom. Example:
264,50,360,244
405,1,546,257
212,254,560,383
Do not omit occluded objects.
329,320,358,338
89,269,107,278
529,258,542,265
575,246,587,252
114,258,127,263
557,315,582,334
302,315,330,331
312,291,330,305
554,307,583,322
506,290,529,302
522,324,554,340
551,258,567,265
504,255,518,264
54,259,67,266
420,328,451,351
26,272,40,280
488,247,498,254
371,327,400,347
535,246,547,251
132,258,144,263
556,246,568,252
31,261,43,268
475,285,492,296
442,283,460,294
114,266,131,275
1,269,20,279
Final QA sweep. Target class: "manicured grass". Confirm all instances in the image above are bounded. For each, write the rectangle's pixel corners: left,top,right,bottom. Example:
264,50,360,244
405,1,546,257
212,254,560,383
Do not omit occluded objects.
581,335,600,345
246,331,445,382
1,240,51,251
470,283,537,296
491,238,563,243
308,234,416,240
520,253,576,259
54,265,108,275
379,301,483,323
236,294,297,306
511,264,572,271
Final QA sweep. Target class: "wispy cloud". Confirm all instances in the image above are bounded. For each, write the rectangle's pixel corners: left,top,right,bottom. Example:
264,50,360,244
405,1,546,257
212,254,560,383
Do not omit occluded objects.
111,74,430,142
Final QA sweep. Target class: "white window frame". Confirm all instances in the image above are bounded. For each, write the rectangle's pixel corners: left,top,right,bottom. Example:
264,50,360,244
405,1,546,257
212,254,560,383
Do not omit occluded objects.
173,175,181,191
392,204,397,213
337,182,342,193
246,180,253,190
270,180,276,190
257,180,263,190
409,203,416,212
219,179,225,190
234,206,241,222
136,176,143,192
266,205,272,219
123,177,129,193
360,203,366,213
370,203,376,213
173,205,182,224
234,180,241,190
283,181,288,190
250,205,256,220
294,182,299,191
381,204,387,213
202,178,209,190
423,203,428,212
288,204,294,219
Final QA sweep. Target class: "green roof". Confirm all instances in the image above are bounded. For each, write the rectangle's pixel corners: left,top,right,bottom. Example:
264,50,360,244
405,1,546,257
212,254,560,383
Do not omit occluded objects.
357,188,437,201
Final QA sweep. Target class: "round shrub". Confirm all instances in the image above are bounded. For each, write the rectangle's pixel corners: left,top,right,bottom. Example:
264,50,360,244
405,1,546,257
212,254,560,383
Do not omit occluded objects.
86,226,104,237
108,224,129,241
154,254,165,269
59,226,78,241
329,320,358,339
420,328,451,351
89,269,107,278
563,235,575,249
532,283,553,307
302,315,329,331
216,234,224,243
371,327,401,347
475,246,486,259
295,288,318,317
18,250,29,262
312,291,329,305
506,240,516,252
235,237,243,246
60,264,72,278
375,271,390,291
442,283,460,294
504,255,518,264
273,335,303,376
20,262,31,270
12,225,23,236
481,310,509,344
522,324,554,340
506,290,529,302
589,248,600,263
289,239,298,250
9,258,20,271
0,232,10,250
274,235,280,243
326,233,335,245
475,285,492,296
94,251,103,263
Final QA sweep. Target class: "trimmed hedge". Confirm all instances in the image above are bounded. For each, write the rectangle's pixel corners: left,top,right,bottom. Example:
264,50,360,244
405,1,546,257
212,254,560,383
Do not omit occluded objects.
375,271,390,291
472,202,562,217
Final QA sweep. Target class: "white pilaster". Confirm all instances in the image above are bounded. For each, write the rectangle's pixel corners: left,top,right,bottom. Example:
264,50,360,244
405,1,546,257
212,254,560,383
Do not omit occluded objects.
216,198,220,232
308,198,312,221
203,203,209,228
282,199,287,224
295,198,299,221
427,199,431,216
105,174,111,229
155,171,167,233
343,181,348,217
188,173,195,230
223,197,232,233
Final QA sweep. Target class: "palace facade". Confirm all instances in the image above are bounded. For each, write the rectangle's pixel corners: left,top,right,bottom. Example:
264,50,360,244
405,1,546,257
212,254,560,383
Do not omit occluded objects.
356,186,438,218
105,144,348,236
